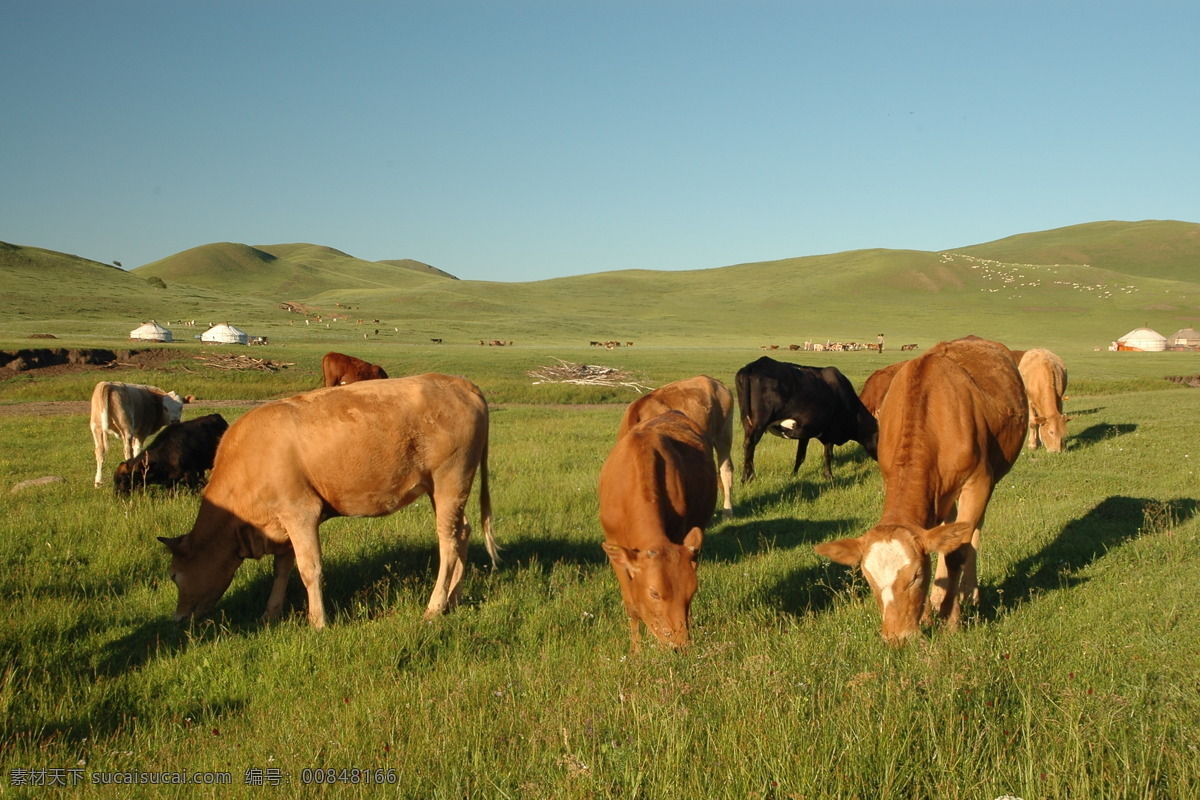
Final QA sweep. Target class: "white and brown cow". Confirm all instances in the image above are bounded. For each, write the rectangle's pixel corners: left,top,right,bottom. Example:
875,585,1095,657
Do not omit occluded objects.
90,381,186,487
617,376,735,518
600,411,717,651
1018,348,1070,452
814,337,1027,644
159,373,496,629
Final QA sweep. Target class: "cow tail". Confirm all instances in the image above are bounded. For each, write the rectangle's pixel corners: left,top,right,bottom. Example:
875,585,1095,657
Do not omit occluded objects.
479,435,499,568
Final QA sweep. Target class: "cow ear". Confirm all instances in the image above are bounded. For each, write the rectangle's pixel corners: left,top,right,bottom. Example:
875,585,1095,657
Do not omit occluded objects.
920,522,975,555
1063,415,1074,422
602,542,639,572
683,527,703,555
814,537,865,567
158,535,185,556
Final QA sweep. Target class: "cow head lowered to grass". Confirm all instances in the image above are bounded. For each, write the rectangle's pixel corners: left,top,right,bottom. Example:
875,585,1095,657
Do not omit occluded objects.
159,374,497,628
600,410,716,651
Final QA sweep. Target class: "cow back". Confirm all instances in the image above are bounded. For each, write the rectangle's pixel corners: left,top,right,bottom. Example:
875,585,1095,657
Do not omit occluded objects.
321,352,389,387
859,361,907,416
1018,348,1067,412
203,375,488,528
617,376,732,450
600,411,717,549
878,339,1027,509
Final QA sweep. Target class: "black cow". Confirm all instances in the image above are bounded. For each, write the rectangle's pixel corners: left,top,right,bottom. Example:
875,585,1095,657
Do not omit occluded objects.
113,414,229,494
735,357,878,481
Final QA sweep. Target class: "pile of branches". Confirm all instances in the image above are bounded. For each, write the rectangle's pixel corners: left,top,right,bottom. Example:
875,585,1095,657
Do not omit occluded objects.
191,353,295,372
527,358,652,393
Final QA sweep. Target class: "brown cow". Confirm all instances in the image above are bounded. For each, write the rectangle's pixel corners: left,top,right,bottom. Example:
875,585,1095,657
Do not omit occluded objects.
600,411,716,651
159,374,496,629
858,360,907,417
90,381,186,487
617,376,735,518
321,351,388,387
814,338,1027,644
1018,348,1070,452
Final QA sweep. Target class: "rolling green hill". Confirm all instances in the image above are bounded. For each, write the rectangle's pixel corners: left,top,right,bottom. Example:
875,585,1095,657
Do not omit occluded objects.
136,242,453,299
3,221,1198,350
0,240,276,332
951,219,1200,283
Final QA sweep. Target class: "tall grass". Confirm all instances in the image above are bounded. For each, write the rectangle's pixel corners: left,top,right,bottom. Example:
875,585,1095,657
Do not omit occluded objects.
1,354,1197,797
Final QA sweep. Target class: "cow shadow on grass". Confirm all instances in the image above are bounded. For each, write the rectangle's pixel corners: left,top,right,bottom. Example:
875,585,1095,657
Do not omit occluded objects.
736,448,879,514
707,515,868,617
703,516,858,563
1068,422,1137,451
979,495,1199,621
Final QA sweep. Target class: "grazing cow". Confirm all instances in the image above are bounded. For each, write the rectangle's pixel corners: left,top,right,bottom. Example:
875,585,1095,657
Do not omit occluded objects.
814,338,1027,644
114,414,229,493
858,361,908,417
320,351,388,387
158,374,496,629
1018,348,1070,452
600,411,716,651
90,381,186,487
618,376,735,518
735,357,878,482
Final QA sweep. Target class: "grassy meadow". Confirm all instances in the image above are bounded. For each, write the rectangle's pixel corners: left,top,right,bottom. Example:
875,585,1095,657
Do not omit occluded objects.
1,340,1198,799
1,225,1199,797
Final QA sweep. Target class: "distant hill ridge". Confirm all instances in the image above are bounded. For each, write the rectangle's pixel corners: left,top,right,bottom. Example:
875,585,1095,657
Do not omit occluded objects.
3,219,1197,348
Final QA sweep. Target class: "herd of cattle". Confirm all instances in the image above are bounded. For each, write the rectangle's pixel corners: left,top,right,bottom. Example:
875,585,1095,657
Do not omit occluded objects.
87,341,1069,649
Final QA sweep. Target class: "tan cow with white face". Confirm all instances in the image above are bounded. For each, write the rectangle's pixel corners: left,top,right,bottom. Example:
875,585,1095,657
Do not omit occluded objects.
814,337,1027,645
1018,348,1070,452
159,373,496,628
617,375,735,518
600,411,717,651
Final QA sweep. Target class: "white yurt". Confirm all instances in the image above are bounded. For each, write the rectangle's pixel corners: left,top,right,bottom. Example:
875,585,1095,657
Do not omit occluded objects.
1167,328,1200,349
201,323,249,345
129,320,173,342
1116,327,1167,352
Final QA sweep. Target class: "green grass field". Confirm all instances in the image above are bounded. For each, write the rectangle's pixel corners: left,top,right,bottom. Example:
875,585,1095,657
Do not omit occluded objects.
1,225,1198,797
1,341,1198,799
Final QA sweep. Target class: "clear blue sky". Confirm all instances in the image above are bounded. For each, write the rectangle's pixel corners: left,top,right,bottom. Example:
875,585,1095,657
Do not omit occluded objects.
3,1,1196,282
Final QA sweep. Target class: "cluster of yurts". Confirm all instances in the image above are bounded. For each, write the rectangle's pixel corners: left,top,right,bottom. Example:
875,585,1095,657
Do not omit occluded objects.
129,320,248,345
1111,326,1200,352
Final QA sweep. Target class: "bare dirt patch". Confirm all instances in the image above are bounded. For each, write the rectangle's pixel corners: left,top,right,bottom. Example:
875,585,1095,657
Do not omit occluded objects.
0,347,179,381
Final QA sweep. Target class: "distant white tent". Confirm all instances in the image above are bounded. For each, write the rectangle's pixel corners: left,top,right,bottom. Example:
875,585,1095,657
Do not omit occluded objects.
1115,327,1167,352
1167,328,1200,348
201,323,249,345
129,320,173,342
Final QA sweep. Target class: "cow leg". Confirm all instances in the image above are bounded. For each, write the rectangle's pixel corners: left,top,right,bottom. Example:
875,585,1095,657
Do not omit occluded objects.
424,495,471,619
791,437,809,475
928,481,991,628
91,426,107,487
821,441,835,481
717,453,734,519
289,528,327,629
715,415,734,517
264,548,296,621
1026,421,1041,450
741,425,766,482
